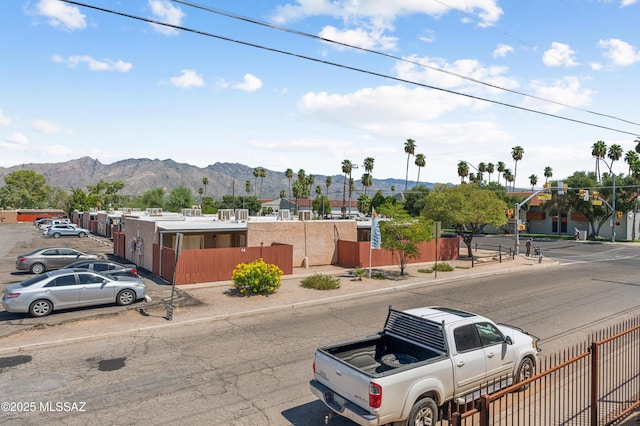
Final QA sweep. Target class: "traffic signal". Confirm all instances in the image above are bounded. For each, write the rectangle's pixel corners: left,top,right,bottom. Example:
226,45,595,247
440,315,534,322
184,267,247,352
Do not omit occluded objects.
592,191,599,199
578,189,585,199
617,211,623,218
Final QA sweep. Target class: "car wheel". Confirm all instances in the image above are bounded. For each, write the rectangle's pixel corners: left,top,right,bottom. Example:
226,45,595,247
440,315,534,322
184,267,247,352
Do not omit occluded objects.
515,357,534,390
78,232,86,238
116,289,136,306
52,232,61,239
408,397,438,426
29,299,53,317
30,263,46,274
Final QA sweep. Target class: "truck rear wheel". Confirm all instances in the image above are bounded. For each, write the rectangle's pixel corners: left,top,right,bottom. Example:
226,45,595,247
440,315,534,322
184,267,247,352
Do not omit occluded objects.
407,397,438,426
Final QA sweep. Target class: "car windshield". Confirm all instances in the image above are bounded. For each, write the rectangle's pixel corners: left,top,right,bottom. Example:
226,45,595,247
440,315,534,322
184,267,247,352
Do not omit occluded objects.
20,274,51,287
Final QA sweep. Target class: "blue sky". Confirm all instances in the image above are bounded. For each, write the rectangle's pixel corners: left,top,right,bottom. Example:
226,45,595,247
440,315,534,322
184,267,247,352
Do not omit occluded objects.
1,0,640,187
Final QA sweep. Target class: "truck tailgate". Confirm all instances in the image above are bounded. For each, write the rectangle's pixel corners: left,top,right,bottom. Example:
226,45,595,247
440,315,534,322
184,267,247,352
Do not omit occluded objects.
313,349,373,414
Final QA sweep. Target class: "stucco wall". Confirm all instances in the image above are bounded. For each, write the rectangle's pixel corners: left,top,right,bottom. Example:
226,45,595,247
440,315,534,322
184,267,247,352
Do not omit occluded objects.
121,217,158,270
247,220,356,267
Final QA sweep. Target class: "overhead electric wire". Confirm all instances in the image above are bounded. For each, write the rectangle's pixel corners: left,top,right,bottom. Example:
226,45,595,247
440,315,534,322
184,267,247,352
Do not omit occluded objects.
174,0,640,128
60,0,639,138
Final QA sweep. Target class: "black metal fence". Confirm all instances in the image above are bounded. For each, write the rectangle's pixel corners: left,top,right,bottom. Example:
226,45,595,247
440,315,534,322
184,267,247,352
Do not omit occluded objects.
467,243,515,267
448,316,640,425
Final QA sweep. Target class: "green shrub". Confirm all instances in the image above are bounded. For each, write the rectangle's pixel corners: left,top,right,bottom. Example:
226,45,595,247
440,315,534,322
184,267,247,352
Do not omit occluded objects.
371,272,387,280
354,267,367,280
418,263,454,274
418,268,434,274
231,259,283,296
301,274,341,290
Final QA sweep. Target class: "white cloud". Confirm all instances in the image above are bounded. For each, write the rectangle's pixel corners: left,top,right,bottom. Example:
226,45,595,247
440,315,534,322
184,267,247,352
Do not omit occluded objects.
522,77,593,113
53,55,133,72
272,0,503,27
493,43,514,58
318,20,398,51
232,74,263,92
36,0,86,31
169,69,205,88
6,133,29,146
0,109,11,126
394,55,519,96
598,38,640,66
621,0,637,7
590,62,603,71
33,120,60,134
543,42,578,67
148,0,185,36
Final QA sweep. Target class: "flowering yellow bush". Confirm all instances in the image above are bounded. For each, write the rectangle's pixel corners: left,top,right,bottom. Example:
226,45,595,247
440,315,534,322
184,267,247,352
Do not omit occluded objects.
232,259,283,296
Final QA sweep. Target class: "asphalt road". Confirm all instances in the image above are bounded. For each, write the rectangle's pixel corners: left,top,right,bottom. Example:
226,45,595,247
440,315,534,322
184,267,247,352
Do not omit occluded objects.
2,227,640,425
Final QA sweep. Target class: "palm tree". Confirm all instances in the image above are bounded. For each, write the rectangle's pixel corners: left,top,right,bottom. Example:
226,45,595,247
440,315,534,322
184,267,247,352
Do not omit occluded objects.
511,146,524,192
198,187,204,205
592,140,607,183
635,136,640,154
325,176,332,200
544,166,553,184
504,169,514,187
341,160,353,217
404,139,416,191
457,161,469,183
363,157,375,195
529,174,538,190
258,168,267,201
625,151,639,176
390,185,395,195
201,177,209,198
279,189,286,199
497,161,506,186
245,180,251,209
361,173,373,195
252,168,260,197
285,168,293,200
486,163,495,183
415,153,426,185
478,162,487,184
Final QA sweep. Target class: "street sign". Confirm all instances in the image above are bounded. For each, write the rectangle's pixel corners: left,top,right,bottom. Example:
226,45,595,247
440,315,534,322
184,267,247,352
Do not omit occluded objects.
538,193,552,200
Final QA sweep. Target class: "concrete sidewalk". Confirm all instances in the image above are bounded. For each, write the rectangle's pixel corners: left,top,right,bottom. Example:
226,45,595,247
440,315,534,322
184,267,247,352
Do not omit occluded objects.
0,254,555,353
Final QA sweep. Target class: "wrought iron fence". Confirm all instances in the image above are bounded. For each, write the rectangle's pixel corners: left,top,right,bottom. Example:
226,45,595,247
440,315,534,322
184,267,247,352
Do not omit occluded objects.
449,316,640,425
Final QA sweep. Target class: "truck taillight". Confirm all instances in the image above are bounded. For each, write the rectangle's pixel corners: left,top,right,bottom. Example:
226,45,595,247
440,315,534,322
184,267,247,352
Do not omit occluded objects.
312,361,316,374
369,382,382,408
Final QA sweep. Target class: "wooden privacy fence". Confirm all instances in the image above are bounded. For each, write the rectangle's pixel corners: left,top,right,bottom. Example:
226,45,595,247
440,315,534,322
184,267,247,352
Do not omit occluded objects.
450,316,640,426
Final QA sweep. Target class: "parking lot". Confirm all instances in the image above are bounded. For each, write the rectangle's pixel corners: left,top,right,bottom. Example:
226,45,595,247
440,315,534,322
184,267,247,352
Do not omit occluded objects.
0,223,200,338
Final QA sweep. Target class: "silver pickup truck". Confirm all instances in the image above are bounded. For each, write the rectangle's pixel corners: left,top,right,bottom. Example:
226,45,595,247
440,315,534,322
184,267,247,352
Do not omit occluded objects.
310,306,540,425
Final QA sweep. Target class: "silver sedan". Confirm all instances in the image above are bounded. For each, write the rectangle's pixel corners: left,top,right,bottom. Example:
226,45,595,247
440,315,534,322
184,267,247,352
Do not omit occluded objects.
2,269,146,317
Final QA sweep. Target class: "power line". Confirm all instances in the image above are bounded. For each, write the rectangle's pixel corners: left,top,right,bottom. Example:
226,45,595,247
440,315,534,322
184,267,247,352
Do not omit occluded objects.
59,0,639,138
173,0,640,128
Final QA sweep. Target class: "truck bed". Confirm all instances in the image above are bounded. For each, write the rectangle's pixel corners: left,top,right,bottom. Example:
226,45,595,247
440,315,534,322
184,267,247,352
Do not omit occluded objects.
322,333,445,376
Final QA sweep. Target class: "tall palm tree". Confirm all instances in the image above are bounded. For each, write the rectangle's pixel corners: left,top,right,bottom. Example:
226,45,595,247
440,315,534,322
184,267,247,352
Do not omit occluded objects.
252,168,260,197
279,189,286,199
325,176,332,200
504,169,514,187
624,151,639,176
592,140,607,183
315,185,322,198
404,139,416,192
341,160,353,217
478,162,487,184
544,166,553,184
198,187,204,204
497,161,506,186
457,161,469,183
415,153,426,185
285,168,293,200
258,167,267,201
511,146,525,192
361,173,373,195
486,162,495,183
363,157,375,195
201,177,209,198
529,174,538,190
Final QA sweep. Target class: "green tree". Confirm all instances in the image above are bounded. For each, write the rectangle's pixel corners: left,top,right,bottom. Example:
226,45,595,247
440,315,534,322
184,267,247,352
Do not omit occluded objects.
86,179,125,209
131,187,165,209
325,176,332,200
497,161,506,186
544,166,553,184
415,153,426,185
403,185,430,217
423,183,508,258
529,174,538,190
0,170,51,209
312,195,331,217
357,193,371,214
378,203,433,275
258,167,267,201
404,139,416,192
511,146,524,191
457,161,469,184
486,162,495,183
165,186,194,212
285,168,294,200
202,177,209,198
341,160,353,217
592,140,607,183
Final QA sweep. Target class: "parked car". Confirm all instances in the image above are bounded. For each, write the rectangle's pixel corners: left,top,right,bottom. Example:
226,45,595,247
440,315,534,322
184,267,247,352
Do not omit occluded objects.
38,219,71,231
45,224,89,238
63,259,138,278
2,269,146,317
15,248,104,274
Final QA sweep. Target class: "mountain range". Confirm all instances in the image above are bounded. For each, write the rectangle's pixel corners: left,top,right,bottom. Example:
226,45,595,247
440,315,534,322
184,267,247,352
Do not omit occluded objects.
0,157,432,200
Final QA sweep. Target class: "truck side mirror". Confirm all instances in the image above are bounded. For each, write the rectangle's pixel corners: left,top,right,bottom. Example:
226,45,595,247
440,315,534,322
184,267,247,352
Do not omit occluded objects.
505,336,513,345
